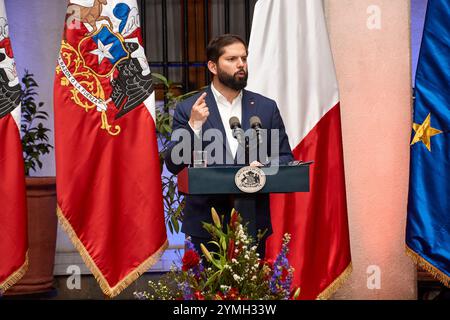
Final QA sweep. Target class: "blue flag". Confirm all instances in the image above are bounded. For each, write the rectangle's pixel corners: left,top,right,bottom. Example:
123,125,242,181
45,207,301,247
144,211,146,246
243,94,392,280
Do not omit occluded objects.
406,0,449,287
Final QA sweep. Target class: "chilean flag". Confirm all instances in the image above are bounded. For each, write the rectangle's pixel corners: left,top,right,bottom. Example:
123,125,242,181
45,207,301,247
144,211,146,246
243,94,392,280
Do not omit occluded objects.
0,0,28,294
247,0,352,299
54,0,167,297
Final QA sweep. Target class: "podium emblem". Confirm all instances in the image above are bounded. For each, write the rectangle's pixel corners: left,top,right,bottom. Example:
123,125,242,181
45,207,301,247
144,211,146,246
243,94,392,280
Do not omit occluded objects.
235,166,266,193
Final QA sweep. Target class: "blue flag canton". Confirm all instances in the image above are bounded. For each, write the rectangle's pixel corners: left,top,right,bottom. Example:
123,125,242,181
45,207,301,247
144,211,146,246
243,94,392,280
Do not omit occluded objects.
92,27,128,65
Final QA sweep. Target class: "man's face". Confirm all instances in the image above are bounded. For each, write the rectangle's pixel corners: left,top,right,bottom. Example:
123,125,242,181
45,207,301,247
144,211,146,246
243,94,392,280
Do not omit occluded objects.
213,42,248,91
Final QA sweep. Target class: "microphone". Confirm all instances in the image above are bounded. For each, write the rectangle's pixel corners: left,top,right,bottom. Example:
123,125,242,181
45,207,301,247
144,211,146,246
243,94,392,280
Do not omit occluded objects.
249,116,263,145
229,117,245,145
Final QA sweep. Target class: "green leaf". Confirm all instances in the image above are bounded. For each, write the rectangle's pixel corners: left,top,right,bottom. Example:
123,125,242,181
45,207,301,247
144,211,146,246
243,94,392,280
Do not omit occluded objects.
203,271,220,289
152,73,169,87
172,216,180,233
221,237,227,252
19,70,53,176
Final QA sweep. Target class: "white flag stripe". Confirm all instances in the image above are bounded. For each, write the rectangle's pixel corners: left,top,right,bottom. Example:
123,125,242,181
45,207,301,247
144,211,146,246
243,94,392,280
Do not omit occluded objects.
247,0,339,147
11,105,21,129
0,0,6,42
144,91,156,123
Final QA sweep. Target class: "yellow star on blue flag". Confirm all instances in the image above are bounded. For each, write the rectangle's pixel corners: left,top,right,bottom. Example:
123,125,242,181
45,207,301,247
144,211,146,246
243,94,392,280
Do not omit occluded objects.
411,113,442,151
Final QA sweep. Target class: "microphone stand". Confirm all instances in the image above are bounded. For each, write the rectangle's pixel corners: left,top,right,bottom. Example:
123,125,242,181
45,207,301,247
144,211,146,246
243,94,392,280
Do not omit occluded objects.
245,136,250,166
255,129,261,164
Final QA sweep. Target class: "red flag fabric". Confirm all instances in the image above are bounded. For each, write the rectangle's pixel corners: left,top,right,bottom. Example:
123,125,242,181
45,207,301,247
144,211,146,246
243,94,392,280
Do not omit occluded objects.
247,0,352,299
54,0,167,297
0,0,28,294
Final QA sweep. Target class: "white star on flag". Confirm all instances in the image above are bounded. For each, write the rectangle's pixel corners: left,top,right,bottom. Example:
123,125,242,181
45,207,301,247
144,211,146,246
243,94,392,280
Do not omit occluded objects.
90,40,114,65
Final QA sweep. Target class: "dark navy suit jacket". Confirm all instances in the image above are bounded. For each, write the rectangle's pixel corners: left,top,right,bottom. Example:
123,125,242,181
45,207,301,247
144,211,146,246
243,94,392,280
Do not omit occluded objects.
164,86,293,238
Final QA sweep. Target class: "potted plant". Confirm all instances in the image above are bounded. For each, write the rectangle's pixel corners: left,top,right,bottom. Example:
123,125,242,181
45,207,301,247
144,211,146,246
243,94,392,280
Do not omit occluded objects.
153,73,199,234
6,71,57,296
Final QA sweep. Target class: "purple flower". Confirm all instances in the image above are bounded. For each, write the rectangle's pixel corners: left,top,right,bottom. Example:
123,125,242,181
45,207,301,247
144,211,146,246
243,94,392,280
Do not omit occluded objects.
185,238,196,251
269,236,293,299
192,262,205,278
178,281,194,300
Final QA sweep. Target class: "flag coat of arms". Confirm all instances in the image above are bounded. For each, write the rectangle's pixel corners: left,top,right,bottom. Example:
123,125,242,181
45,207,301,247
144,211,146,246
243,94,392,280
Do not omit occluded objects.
406,0,449,287
0,0,28,294
54,0,167,297
247,0,351,299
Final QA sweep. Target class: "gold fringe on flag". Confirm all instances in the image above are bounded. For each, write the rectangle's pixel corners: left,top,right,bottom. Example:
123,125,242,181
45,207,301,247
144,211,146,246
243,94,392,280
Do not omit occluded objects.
57,206,169,298
0,252,29,294
317,262,353,300
406,245,450,288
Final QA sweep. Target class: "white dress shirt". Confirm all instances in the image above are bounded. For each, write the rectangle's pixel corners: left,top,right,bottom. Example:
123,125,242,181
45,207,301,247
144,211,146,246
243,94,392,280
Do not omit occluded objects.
190,83,243,158
210,83,242,158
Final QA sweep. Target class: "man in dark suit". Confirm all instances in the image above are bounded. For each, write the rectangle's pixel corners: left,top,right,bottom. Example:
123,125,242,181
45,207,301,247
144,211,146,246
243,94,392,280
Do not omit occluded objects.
164,34,293,257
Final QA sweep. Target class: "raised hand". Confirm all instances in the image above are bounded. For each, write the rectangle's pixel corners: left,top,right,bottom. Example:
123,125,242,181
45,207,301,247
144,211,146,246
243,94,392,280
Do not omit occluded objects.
189,92,209,130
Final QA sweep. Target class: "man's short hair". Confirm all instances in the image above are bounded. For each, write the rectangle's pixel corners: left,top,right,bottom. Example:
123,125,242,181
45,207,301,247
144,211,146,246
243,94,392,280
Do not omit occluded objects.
206,34,248,63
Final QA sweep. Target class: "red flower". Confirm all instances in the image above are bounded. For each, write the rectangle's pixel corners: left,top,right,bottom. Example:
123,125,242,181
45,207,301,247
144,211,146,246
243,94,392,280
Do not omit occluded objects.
182,250,200,271
194,291,205,300
281,268,289,281
227,287,239,300
227,239,235,261
230,210,239,228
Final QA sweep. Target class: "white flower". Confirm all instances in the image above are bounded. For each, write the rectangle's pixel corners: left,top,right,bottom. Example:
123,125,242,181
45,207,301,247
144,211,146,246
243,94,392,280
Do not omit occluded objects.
233,274,241,281
232,258,238,264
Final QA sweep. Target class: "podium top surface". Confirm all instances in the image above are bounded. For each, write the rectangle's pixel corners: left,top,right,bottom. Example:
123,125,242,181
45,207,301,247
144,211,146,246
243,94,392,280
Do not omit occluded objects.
178,164,310,195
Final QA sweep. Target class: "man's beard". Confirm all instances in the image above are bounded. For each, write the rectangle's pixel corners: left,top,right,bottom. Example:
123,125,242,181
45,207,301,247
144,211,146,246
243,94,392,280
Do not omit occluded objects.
217,67,248,91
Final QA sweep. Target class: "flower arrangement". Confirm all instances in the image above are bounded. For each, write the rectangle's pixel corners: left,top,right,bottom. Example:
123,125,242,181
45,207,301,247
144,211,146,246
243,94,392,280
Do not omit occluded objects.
135,208,300,300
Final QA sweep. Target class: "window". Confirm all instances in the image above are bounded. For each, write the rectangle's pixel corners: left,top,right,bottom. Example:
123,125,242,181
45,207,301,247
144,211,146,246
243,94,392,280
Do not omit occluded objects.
139,0,257,95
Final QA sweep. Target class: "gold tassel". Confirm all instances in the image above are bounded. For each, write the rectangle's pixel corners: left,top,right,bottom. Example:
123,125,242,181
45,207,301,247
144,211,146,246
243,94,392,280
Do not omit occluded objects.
57,206,168,298
316,262,353,300
0,252,29,294
406,246,449,288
